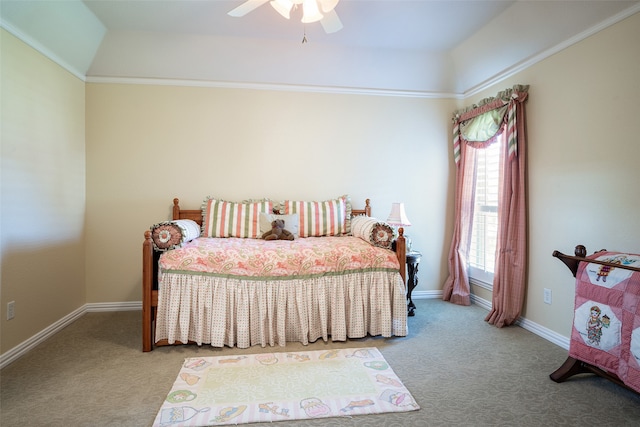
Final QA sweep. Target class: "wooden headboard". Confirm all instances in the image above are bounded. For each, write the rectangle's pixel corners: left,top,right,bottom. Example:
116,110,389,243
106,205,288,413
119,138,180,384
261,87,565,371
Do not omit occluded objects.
172,198,203,224
351,198,372,217
171,197,373,223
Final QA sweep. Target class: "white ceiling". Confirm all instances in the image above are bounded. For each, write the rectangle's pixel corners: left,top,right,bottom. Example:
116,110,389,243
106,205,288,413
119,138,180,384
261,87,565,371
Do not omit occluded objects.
2,0,639,96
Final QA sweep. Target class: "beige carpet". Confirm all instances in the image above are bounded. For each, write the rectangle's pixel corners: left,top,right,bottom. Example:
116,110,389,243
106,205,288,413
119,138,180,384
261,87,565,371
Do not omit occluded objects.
154,347,418,426
2,299,640,427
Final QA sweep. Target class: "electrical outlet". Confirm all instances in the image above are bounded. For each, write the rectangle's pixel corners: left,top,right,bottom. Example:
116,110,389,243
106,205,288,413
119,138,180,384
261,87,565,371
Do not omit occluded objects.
7,301,15,320
543,288,552,305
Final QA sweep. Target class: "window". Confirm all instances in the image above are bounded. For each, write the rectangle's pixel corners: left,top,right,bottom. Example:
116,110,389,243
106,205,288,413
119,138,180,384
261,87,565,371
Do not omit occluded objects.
468,136,501,288
444,86,528,319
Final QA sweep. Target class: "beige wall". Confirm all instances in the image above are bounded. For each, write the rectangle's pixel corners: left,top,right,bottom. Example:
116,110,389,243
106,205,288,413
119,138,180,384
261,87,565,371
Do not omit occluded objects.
466,12,640,337
84,84,455,303
2,11,639,356
1,30,86,353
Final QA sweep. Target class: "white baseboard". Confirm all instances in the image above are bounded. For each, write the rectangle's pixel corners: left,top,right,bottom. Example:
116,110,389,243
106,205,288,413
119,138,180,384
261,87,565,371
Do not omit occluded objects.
516,316,570,350
415,291,570,351
411,290,443,300
469,293,492,311
1,305,86,369
0,301,142,369
85,301,142,312
1,296,569,368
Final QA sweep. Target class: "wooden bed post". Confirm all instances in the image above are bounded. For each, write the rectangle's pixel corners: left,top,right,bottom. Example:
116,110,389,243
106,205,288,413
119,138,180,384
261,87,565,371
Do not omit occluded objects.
142,230,154,352
396,227,407,286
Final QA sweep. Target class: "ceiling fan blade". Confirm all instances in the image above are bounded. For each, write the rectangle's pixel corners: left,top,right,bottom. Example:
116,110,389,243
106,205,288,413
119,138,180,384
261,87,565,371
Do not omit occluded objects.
319,0,339,13
320,9,343,33
228,0,270,17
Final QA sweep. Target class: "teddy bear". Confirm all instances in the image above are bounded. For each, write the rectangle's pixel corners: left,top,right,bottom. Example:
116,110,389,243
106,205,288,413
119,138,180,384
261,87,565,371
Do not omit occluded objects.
262,219,294,241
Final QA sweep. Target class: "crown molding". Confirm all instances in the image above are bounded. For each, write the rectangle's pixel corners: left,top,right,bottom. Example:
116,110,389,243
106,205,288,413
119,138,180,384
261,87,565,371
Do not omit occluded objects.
463,3,640,98
85,76,458,99
0,19,86,82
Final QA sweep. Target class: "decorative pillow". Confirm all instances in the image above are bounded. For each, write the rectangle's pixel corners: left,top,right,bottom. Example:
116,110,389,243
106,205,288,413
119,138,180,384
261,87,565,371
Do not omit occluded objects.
150,219,201,251
201,197,273,238
259,213,299,238
350,215,395,249
282,195,350,237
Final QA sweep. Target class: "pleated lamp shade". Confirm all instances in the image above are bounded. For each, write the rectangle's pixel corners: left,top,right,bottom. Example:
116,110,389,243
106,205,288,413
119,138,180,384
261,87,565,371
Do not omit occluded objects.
386,202,411,227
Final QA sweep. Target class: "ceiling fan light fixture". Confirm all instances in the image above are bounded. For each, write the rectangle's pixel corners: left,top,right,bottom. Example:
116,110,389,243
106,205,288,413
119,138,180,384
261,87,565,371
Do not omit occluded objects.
301,0,323,23
270,0,293,19
228,0,343,34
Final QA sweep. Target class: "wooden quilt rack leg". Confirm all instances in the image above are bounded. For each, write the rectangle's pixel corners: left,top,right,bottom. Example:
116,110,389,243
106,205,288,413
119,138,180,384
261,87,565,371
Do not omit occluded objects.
550,356,638,394
549,356,593,383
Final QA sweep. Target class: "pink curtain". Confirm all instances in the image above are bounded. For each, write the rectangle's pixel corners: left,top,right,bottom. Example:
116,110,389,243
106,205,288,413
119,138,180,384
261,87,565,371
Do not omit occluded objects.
485,87,528,326
441,132,477,306
443,85,529,327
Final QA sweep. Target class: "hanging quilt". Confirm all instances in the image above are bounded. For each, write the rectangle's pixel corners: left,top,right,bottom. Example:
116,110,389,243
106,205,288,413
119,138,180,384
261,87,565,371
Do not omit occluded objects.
569,251,640,392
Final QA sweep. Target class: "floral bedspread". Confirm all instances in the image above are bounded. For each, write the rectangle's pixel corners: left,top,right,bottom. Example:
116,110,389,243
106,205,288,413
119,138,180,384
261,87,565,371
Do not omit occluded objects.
159,236,400,279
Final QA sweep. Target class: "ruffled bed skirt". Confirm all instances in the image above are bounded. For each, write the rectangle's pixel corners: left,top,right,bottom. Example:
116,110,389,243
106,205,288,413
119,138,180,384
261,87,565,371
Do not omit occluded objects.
155,271,407,348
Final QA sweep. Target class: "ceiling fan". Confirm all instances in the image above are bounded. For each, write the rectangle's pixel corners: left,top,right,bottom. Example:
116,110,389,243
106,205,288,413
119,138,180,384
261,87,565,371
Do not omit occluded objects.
228,0,344,34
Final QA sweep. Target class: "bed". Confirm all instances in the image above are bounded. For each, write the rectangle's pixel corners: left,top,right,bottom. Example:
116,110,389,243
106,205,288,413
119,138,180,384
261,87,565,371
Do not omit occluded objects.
142,197,408,352
550,245,640,394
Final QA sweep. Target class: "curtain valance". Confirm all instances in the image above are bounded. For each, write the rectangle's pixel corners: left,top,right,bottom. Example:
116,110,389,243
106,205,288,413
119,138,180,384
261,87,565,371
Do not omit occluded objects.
459,104,508,143
452,84,529,164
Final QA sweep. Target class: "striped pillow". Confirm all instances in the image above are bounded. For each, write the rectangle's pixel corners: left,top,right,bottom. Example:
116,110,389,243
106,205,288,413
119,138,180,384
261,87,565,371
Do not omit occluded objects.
202,197,273,238
283,195,349,237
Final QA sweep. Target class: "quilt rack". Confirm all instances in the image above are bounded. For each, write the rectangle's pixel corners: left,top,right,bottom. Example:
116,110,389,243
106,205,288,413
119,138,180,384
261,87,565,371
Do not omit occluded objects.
550,244,640,394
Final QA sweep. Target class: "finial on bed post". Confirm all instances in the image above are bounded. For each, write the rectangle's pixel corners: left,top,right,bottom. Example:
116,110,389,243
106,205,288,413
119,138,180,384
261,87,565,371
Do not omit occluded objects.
575,245,586,258
173,198,180,220
364,198,371,217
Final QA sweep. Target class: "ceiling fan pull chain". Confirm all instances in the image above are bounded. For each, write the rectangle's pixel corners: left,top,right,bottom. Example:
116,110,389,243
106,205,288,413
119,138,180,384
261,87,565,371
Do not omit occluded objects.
302,25,308,44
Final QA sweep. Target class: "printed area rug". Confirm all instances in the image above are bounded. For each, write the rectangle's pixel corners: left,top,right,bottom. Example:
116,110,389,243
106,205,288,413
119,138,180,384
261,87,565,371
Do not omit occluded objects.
153,347,419,426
